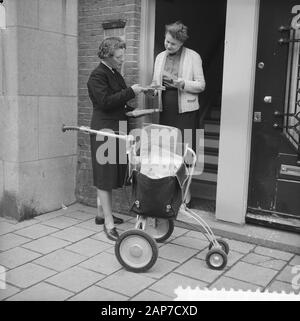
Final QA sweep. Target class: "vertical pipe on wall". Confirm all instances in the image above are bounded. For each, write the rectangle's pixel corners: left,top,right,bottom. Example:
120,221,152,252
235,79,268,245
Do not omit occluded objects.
139,0,156,108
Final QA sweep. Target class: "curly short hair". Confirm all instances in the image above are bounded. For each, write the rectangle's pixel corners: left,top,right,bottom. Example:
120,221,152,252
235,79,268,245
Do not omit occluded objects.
97,37,126,59
165,21,189,43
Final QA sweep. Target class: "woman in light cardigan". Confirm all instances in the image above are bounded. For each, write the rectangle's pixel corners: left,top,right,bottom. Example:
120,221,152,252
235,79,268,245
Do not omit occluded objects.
151,21,206,206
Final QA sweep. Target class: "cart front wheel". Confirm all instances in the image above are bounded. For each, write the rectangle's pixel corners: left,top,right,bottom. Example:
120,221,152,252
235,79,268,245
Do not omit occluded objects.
115,229,158,273
144,218,174,243
208,238,229,254
206,248,227,270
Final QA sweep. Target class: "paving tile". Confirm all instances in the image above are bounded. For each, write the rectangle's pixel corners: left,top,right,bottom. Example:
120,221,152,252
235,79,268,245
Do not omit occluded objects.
6,263,56,288
242,253,287,271
41,216,80,229
266,280,300,295
275,265,297,284
131,289,173,301
104,246,116,254
171,236,208,250
0,217,18,225
185,230,211,242
47,266,105,293
225,261,278,287
0,247,41,269
34,209,69,222
21,236,71,254
210,276,262,291
114,213,132,221
62,210,95,221
138,222,188,240
0,284,20,301
7,282,73,301
0,222,18,236
76,219,104,233
51,226,96,243
174,258,223,283
254,246,294,261
111,213,132,223
74,207,130,223
13,224,58,239
79,252,122,275
142,258,179,279
167,226,189,238
223,239,255,254
196,249,244,267
34,249,87,272
97,269,155,297
66,238,112,257
289,256,300,266
0,233,31,251
11,219,39,230
117,221,136,231
69,285,128,301
67,203,97,214
149,273,208,298
0,264,6,289
91,231,115,245
158,243,198,263
127,217,137,223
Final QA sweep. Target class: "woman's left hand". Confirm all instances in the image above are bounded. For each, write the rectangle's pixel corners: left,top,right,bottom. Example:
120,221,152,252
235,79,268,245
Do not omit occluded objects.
173,79,185,90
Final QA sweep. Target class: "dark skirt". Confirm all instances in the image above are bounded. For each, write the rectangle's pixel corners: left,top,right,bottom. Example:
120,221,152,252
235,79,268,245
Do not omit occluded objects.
160,89,198,151
90,119,128,191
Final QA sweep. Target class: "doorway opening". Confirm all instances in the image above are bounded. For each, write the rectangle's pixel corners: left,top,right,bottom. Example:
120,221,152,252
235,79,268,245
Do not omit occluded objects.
153,0,227,212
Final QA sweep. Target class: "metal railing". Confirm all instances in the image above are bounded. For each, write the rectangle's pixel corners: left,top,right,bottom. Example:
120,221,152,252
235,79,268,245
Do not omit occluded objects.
277,22,300,161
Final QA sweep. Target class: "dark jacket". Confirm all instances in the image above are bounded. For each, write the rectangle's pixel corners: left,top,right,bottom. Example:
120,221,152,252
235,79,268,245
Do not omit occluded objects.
87,63,135,129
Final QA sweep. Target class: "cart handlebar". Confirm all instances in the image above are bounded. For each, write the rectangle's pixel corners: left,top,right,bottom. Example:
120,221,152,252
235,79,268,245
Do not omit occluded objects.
125,108,159,118
61,125,135,143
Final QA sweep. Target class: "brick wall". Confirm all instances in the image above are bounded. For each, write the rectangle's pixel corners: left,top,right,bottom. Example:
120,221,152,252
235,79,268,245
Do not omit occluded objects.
77,0,141,211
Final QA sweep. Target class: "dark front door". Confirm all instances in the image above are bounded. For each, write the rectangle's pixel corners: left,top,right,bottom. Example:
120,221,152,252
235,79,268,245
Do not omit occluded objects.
248,0,300,230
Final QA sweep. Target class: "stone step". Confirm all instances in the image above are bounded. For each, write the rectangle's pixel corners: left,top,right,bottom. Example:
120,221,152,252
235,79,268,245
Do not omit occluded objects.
193,171,217,183
205,120,220,134
204,154,218,165
205,136,219,150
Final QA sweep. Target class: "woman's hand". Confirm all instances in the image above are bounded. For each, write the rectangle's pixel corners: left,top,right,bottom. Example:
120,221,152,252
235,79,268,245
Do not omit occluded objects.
131,84,145,95
173,79,185,90
143,88,158,96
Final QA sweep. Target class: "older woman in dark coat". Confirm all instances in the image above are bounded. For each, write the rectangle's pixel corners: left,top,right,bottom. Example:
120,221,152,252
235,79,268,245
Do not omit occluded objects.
87,37,144,241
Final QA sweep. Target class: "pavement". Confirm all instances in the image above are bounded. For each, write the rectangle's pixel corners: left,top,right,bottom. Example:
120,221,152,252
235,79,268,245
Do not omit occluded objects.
0,202,299,301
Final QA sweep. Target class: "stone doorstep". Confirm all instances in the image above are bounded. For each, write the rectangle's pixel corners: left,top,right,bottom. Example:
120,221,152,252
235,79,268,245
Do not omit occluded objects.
175,210,300,255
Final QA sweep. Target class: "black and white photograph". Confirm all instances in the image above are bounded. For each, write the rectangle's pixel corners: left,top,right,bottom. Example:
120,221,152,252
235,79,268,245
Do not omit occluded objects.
0,0,299,306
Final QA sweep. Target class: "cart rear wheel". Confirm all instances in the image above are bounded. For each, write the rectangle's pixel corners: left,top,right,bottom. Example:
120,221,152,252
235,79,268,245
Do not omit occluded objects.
144,218,174,243
115,229,158,273
206,248,227,270
208,238,229,254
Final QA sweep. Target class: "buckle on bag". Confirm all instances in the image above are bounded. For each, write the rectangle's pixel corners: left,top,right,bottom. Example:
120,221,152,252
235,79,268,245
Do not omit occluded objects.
135,200,140,209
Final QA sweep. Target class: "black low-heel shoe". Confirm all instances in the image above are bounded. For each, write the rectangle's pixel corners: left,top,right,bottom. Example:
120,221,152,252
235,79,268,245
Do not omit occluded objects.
185,199,193,209
103,225,119,241
95,215,124,225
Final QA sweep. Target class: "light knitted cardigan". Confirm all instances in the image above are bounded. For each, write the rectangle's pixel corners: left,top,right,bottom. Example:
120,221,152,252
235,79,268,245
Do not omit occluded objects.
152,47,206,113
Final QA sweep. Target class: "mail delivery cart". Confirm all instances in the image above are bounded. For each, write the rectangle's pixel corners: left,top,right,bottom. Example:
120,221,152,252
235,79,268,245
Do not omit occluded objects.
62,117,229,273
